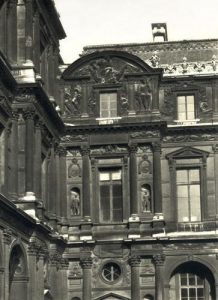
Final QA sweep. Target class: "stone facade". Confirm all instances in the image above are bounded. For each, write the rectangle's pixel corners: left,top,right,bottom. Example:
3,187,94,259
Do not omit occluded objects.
1,1,218,299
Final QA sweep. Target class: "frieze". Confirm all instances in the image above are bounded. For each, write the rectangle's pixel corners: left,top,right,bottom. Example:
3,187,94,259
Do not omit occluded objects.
163,134,215,143
61,135,88,143
91,145,127,155
71,56,143,83
131,131,160,138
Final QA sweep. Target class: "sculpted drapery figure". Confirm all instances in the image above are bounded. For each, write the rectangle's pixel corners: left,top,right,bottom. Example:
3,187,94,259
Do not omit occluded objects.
141,185,151,212
70,189,80,216
64,85,81,115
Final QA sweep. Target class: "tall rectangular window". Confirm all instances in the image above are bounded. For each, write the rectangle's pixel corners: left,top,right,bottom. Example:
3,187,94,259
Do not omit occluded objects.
177,95,195,121
99,169,122,222
100,93,117,118
176,169,201,222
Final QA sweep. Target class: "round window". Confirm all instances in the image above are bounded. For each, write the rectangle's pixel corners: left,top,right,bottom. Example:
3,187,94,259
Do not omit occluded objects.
101,262,121,283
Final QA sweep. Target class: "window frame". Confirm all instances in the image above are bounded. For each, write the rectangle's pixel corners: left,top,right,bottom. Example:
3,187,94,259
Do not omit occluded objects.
98,167,123,223
176,167,202,223
166,147,209,225
174,90,198,122
99,92,118,118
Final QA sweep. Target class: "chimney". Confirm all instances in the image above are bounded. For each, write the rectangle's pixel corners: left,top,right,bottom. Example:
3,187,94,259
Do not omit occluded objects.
151,23,168,42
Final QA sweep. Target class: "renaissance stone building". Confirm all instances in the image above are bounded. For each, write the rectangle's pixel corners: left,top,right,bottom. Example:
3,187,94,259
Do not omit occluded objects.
1,1,218,300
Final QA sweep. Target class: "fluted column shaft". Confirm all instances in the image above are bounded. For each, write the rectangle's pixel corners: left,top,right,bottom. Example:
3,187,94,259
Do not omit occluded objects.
130,256,141,300
7,0,17,63
153,142,162,214
59,147,67,218
25,0,33,61
33,10,40,71
81,258,92,300
129,144,138,215
10,111,19,199
34,120,42,199
23,110,35,193
153,254,165,300
81,146,91,218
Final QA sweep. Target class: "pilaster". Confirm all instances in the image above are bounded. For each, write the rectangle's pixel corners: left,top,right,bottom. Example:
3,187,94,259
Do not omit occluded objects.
80,257,93,300
129,256,141,300
153,254,165,300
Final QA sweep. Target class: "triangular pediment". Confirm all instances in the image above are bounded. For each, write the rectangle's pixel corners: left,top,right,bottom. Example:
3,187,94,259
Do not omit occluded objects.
166,146,209,160
62,50,162,82
94,292,130,300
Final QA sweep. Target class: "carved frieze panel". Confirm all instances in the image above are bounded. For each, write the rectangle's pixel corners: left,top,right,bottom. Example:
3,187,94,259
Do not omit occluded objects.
163,134,216,143
131,131,160,139
91,145,128,155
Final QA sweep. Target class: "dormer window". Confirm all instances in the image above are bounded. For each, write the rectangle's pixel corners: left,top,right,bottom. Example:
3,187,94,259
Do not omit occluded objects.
100,92,117,118
177,95,195,121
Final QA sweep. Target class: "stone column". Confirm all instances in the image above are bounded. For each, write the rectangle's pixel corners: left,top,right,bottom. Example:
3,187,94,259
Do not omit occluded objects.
55,147,61,219
34,120,42,200
129,256,141,300
23,109,35,197
152,78,160,113
7,0,17,63
33,10,40,71
129,144,138,216
81,146,91,220
152,142,163,217
35,250,45,300
3,229,12,300
25,0,33,61
27,242,38,300
48,144,57,222
153,254,165,300
81,258,92,300
59,147,67,219
58,259,69,300
213,145,218,223
0,1,7,55
10,111,19,200
81,83,88,117
47,44,55,98
49,253,59,300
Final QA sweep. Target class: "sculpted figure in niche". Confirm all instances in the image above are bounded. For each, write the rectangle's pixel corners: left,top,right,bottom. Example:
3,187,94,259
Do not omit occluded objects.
64,86,81,115
141,185,151,212
70,189,80,216
138,79,152,111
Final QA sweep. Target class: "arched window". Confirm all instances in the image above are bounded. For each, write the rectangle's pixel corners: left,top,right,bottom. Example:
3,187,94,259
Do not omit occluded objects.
17,0,26,62
169,262,215,300
144,295,154,300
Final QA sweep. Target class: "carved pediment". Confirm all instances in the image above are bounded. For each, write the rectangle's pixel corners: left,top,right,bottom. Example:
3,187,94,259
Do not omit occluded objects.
94,293,130,300
62,51,161,82
166,146,209,160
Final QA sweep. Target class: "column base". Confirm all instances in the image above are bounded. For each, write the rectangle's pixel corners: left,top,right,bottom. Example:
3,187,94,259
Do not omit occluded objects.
128,214,141,238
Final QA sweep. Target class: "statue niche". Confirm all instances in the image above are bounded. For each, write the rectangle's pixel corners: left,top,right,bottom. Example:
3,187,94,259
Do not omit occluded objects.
141,184,151,213
135,78,153,112
70,188,80,216
64,85,81,116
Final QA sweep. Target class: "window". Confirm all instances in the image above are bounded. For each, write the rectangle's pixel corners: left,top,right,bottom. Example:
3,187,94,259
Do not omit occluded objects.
176,169,201,222
99,169,122,222
101,262,121,283
100,92,117,118
180,273,205,300
177,95,195,121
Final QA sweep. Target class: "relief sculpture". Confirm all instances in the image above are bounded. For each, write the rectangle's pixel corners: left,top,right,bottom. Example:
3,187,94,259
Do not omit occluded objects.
135,79,152,112
64,85,81,115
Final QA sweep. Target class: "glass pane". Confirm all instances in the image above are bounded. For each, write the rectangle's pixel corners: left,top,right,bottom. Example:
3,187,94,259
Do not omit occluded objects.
178,96,186,104
112,170,121,180
100,185,110,221
189,169,200,182
186,95,194,104
189,275,195,285
187,111,195,120
197,288,204,296
100,172,110,181
189,288,196,296
177,170,188,183
181,289,188,297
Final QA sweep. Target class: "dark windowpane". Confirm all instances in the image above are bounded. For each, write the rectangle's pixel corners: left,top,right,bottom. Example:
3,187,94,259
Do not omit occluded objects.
197,288,204,296
100,185,110,221
181,275,188,285
189,288,196,297
189,276,195,285
112,184,122,221
181,288,188,297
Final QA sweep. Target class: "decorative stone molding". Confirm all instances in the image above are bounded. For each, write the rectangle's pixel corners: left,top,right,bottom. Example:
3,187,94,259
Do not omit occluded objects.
3,228,12,244
80,145,90,156
152,254,165,266
129,256,141,267
80,257,93,269
128,143,138,154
